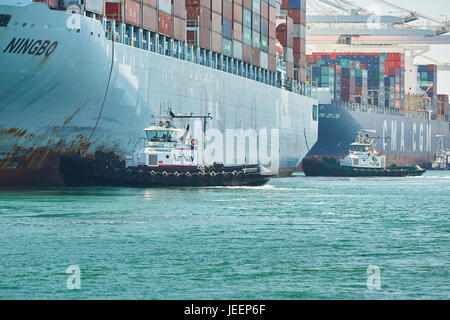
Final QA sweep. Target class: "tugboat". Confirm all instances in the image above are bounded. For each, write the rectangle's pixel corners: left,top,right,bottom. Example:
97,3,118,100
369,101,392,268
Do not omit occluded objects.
303,130,426,177
59,110,275,187
423,135,450,170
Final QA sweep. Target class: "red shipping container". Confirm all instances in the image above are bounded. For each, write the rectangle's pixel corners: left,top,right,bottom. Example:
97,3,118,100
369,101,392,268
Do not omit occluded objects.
243,0,251,10
428,64,438,72
158,11,172,37
222,0,233,21
106,2,122,21
293,38,300,52
186,5,200,20
261,0,268,19
233,3,242,24
287,9,303,24
125,0,141,27
173,16,185,41
186,5,211,29
187,30,197,43
387,53,399,61
199,27,211,49
281,0,288,9
143,5,157,32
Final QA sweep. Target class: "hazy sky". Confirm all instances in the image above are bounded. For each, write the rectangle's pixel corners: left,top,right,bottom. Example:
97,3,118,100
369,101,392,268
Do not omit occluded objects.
352,0,450,94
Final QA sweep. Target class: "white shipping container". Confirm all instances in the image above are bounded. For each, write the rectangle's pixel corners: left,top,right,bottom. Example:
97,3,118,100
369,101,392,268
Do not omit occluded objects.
260,52,268,70
158,0,172,15
233,41,243,60
85,0,103,15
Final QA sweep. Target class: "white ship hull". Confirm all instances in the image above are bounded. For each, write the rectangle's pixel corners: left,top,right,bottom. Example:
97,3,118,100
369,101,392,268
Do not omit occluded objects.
0,1,318,185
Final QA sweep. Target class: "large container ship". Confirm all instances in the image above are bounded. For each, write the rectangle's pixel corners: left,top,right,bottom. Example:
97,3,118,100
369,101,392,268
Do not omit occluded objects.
303,52,450,167
0,0,318,186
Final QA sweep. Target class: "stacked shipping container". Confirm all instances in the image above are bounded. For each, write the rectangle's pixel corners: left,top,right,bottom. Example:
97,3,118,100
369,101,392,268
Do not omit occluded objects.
37,0,286,78
100,1,185,42
307,53,410,108
418,64,438,111
306,54,369,105
186,1,278,72
382,53,404,109
280,0,306,83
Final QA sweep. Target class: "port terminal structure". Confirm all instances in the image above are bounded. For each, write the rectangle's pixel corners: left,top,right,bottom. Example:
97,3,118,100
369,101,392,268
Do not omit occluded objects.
305,0,450,101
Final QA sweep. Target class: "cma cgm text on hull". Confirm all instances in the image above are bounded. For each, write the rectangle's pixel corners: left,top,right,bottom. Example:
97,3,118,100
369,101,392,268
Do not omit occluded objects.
0,1,318,186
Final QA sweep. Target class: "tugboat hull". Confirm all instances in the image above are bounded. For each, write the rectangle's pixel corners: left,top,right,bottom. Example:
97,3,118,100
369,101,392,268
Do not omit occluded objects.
59,153,273,187
302,158,426,177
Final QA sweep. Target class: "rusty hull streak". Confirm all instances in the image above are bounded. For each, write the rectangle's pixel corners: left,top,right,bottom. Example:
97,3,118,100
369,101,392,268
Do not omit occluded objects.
63,107,81,125
0,128,100,186
0,128,28,137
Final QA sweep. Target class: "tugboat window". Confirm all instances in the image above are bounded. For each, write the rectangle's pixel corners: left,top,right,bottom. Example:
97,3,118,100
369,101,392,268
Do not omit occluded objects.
146,130,174,142
351,145,367,152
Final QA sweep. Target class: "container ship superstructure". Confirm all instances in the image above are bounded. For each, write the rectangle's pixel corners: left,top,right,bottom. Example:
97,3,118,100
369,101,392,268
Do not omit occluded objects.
0,0,318,186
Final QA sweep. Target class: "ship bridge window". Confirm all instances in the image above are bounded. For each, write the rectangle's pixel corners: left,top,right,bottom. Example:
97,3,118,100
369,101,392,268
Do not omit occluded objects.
146,130,174,142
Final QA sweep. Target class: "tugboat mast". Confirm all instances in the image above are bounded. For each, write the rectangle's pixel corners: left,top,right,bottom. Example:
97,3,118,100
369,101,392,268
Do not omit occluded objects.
154,107,213,171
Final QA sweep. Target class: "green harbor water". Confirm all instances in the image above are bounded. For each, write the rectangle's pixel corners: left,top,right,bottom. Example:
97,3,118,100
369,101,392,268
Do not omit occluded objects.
0,172,449,299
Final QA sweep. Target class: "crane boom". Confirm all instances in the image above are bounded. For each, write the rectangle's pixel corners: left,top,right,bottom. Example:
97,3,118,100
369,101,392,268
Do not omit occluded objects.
374,0,446,24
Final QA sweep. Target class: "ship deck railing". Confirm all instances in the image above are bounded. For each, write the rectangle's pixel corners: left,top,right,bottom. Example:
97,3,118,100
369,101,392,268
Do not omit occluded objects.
333,101,448,121
86,13,318,100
